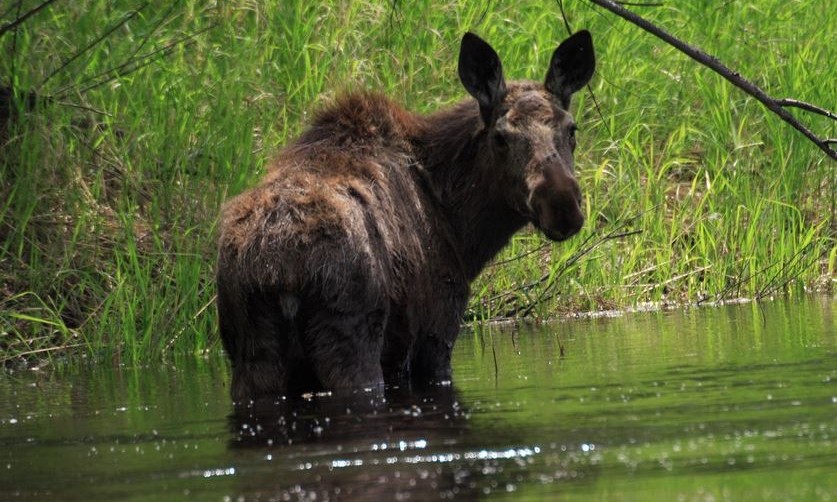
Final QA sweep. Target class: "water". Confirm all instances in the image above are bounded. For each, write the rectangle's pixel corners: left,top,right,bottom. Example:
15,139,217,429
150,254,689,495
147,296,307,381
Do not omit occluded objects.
1,297,835,501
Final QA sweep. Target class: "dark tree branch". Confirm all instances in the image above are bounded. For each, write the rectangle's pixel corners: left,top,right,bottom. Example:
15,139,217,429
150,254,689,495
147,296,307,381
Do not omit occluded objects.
615,1,663,6
0,0,59,38
0,1,26,23
585,0,837,161
776,99,837,121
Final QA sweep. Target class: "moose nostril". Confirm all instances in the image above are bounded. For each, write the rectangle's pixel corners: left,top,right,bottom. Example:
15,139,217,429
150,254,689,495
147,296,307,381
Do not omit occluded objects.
529,182,585,242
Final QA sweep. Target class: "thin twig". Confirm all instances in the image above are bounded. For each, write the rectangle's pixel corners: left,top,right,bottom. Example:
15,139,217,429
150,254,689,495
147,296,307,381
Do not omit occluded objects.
40,3,150,87
55,24,216,98
0,0,59,38
0,1,25,22
636,265,711,297
696,241,818,305
584,0,837,161
755,241,821,300
9,1,23,87
489,242,548,267
776,99,837,121
165,294,215,350
1,343,86,363
478,209,648,320
53,100,112,116
556,0,573,34
615,1,663,7
129,2,180,59
490,331,499,383
556,0,612,136
516,221,642,317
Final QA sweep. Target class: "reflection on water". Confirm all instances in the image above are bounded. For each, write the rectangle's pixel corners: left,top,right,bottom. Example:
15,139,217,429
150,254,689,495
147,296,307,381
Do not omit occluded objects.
228,384,485,499
1,296,835,501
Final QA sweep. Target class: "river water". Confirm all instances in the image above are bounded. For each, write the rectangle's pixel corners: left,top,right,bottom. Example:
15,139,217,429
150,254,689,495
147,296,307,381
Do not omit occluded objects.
1,296,835,501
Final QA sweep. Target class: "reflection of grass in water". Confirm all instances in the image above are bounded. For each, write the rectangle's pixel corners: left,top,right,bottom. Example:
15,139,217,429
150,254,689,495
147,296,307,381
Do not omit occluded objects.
456,298,836,448
455,298,837,501
1,1,834,362
1,299,833,500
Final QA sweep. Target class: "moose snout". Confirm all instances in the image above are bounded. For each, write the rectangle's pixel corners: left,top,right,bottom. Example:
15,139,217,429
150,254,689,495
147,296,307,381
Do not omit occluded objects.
529,175,584,242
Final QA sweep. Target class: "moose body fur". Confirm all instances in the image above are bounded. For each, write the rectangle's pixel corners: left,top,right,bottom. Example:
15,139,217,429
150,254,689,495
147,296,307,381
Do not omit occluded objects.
217,32,595,403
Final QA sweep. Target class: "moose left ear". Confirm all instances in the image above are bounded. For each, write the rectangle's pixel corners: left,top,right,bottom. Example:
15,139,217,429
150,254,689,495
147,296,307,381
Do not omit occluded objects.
545,30,595,108
459,32,507,125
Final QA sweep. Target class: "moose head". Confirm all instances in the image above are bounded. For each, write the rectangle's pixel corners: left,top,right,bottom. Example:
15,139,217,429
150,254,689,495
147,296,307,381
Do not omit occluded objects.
458,30,596,241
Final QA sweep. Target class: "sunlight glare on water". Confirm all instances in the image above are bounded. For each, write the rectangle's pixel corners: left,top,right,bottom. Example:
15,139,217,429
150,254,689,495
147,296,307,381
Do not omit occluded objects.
1,296,835,501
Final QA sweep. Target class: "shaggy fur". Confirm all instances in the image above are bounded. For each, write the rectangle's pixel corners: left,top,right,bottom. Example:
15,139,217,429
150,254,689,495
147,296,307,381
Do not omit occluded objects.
217,31,595,403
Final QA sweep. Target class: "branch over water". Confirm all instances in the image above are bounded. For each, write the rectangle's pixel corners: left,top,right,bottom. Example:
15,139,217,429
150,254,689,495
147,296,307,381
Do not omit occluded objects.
585,0,837,161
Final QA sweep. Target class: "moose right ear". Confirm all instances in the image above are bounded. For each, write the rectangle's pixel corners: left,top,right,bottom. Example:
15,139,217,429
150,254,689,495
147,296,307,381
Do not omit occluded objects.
458,32,507,124
545,30,595,109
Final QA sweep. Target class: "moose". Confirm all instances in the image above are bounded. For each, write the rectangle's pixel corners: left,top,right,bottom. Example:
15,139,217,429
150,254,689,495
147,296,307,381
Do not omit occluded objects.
217,31,595,403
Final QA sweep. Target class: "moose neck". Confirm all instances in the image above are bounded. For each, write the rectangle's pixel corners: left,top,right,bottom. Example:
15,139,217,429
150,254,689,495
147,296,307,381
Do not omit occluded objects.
410,101,528,281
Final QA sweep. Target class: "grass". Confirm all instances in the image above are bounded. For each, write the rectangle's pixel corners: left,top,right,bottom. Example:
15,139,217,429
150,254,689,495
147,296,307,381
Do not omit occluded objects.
0,0,834,363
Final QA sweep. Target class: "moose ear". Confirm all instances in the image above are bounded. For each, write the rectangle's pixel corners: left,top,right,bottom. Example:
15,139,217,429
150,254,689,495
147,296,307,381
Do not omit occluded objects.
458,32,507,124
545,30,595,108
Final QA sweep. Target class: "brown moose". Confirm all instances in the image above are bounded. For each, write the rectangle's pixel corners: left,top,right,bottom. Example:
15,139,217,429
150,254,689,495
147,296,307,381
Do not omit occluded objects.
216,31,595,403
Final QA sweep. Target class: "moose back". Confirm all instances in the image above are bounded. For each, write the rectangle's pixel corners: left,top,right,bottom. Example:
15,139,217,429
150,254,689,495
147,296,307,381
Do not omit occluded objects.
217,31,595,403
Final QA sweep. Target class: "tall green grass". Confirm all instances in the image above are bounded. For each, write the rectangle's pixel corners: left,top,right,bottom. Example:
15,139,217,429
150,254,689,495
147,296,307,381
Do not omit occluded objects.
1,0,833,362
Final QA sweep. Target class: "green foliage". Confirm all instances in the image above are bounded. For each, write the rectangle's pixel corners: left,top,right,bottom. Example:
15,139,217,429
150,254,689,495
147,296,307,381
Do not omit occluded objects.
1,0,833,361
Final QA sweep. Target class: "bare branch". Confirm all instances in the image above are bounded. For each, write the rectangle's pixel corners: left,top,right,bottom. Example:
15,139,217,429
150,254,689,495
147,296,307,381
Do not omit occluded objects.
0,1,26,23
585,0,837,161
40,3,150,87
54,24,217,98
615,1,663,6
0,0,59,38
474,209,648,320
555,0,613,136
776,99,837,121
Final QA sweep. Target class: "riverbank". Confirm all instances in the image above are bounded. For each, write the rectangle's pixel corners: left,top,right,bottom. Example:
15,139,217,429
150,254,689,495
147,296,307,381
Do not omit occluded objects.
1,1,833,362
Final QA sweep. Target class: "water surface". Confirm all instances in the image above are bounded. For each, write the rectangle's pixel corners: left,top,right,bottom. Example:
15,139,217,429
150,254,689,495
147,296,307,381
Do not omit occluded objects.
2,297,835,500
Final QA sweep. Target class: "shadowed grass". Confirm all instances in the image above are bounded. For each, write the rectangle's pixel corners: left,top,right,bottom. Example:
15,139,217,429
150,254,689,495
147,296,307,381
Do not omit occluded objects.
0,0,833,363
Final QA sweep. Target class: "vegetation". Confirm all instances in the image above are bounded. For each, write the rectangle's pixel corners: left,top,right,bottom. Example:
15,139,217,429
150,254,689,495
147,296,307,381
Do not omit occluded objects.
1,0,834,363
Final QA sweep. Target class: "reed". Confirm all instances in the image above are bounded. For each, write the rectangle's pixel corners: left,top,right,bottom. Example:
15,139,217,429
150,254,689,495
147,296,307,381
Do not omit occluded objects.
1,0,833,361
